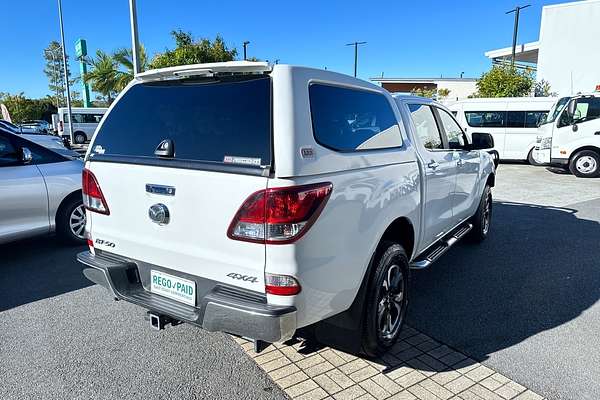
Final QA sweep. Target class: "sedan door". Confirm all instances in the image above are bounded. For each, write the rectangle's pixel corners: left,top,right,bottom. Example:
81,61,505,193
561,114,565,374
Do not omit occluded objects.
407,103,457,249
0,133,48,243
435,108,481,224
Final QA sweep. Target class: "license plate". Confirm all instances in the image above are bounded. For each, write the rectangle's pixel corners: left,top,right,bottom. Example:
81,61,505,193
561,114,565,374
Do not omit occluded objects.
150,270,196,306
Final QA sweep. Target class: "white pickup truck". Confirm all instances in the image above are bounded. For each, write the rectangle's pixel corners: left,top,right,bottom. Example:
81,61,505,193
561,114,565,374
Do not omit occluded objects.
77,62,496,356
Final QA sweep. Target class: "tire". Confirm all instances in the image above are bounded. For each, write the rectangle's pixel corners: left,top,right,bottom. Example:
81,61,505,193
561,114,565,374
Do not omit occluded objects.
569,150,600,178
361,242,409,357
74,132,87,144
56,195,87,245
469,185,492,243
527,149,543,166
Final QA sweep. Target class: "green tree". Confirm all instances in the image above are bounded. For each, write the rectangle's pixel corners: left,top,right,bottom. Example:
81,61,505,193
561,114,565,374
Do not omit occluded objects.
0,92,55,123
475,65,534,97
43,41,75,107
83,46,148,104
533,79,557,97
149,30,237,69
410,87,437,98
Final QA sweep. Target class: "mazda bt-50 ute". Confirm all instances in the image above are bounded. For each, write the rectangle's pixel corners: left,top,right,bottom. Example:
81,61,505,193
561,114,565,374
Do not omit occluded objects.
77,61,496,356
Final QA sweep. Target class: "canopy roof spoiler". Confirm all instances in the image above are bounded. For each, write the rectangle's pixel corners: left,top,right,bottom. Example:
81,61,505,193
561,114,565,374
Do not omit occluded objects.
135,61,272,81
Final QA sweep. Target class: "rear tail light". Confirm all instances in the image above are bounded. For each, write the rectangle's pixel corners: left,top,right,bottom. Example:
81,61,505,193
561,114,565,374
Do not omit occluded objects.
265,273,301,296
228,182,332,244
82,168,110,215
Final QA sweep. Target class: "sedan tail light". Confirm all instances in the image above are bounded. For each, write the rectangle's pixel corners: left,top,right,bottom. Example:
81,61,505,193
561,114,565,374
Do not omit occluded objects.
228,182,332,244
82,168,110,215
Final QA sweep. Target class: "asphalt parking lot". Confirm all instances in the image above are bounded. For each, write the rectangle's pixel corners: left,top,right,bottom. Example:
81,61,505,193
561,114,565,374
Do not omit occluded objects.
1,164,598,400
409,164,600,400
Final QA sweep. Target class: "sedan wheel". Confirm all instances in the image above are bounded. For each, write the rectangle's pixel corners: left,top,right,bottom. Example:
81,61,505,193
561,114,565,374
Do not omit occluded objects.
69,204,87,240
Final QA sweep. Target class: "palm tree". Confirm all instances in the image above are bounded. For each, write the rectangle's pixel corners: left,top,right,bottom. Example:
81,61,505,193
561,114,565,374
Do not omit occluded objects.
83,46,147,104
112,46,148,92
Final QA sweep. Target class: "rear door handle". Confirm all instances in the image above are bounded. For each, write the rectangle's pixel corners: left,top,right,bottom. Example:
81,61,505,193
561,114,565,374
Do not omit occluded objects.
457,159,464,167
427,160,440,169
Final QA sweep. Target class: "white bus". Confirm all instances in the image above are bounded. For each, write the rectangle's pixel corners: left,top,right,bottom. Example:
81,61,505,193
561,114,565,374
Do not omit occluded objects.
57,107,108,144
448,98,556,164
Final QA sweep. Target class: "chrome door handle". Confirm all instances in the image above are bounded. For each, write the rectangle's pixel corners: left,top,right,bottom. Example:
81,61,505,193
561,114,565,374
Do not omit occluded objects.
427,160,439,169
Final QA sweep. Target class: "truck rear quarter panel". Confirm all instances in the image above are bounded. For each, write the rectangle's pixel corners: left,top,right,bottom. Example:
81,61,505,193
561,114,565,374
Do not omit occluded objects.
267,66,421,328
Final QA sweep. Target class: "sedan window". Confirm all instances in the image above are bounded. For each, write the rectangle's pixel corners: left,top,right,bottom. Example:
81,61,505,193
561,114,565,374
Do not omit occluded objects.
0,136,18,166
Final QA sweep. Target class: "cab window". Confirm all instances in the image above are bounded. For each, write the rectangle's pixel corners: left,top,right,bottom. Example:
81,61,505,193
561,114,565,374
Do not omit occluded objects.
407,104,443,150
573,97,600,123
437,108,464,149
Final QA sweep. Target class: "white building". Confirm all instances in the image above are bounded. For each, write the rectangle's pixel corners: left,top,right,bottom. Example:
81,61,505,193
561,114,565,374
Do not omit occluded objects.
369,77,478,101
485,0,600,96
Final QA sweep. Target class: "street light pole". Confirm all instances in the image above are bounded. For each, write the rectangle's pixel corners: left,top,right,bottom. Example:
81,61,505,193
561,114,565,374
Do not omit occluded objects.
243,41,250,61
57,0,73,143
129,0,141,74
345,41,367,77
506,4,530,67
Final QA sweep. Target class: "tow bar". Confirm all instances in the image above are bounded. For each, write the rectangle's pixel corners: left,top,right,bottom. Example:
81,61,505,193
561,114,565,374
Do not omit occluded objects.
146,312,181,330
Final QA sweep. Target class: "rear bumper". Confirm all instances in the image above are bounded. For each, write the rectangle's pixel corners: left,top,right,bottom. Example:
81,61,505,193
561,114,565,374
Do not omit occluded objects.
77,251,296,342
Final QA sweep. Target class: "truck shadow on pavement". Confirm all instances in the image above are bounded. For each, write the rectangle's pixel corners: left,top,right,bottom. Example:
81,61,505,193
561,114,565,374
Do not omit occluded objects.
0,237,89,312
291,201,599,374
406,200,600,369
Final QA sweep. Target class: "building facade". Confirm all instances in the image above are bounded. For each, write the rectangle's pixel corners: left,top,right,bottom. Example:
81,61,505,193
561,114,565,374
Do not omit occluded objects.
485,0,600,96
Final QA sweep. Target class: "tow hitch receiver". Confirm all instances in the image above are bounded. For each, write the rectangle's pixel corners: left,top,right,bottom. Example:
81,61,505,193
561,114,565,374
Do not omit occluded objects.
146,312,180,330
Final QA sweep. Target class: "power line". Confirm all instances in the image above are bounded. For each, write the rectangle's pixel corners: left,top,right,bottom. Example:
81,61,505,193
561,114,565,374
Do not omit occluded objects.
506,4,531,67
345,41,367,77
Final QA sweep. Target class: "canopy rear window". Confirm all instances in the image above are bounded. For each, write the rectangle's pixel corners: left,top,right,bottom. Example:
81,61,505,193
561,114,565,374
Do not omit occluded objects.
92,76,272,168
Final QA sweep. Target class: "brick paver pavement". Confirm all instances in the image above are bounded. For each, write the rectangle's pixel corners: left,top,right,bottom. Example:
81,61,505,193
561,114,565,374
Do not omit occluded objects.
233,326,545,400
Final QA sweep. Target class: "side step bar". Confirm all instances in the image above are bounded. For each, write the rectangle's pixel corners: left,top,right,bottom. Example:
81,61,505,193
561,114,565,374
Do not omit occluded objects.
410,223,473,270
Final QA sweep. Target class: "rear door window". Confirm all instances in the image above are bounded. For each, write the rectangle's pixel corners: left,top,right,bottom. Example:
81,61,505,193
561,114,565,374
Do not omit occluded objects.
92,76,272,168
407,104,443,150
309,84,401,152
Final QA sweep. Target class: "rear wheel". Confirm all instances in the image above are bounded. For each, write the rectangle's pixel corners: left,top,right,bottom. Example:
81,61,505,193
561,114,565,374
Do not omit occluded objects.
569,150,600,178
74,132,87,144
56,196,86,244
469,185,492,243
361,242,409,357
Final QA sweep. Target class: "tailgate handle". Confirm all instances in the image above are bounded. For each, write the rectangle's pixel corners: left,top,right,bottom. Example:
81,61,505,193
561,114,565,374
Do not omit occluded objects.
146,184,176,196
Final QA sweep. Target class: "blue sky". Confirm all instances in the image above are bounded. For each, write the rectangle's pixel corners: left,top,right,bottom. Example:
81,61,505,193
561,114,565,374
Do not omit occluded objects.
0,0,567,99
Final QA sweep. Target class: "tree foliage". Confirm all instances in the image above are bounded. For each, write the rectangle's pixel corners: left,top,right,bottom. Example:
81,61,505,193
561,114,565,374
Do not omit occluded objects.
0,92,55,123
83,46,147,104
149,30,237,69
533,79,557,97
43,41,76,107
475,65,534,98
410,87,452,99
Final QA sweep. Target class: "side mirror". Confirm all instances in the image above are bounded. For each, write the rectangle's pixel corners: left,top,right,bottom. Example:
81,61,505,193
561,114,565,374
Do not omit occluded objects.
21,147,33,164
567,100,577,117
469,132,495,150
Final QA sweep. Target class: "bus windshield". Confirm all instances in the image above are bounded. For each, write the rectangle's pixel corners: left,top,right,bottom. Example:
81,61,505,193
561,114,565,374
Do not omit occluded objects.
540,97,570,125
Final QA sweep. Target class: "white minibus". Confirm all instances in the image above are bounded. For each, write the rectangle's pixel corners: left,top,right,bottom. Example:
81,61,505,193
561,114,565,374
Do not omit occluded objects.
449,98,555,163
58,107,108,144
